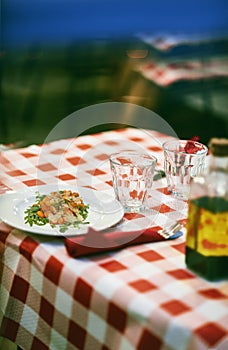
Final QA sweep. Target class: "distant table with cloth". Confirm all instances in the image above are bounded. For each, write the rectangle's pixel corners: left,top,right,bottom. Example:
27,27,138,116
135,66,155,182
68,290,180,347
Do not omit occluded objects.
0,127,228,350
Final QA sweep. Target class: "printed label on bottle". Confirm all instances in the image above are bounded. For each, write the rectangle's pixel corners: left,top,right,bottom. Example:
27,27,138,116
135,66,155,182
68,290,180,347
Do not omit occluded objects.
186,201,228,257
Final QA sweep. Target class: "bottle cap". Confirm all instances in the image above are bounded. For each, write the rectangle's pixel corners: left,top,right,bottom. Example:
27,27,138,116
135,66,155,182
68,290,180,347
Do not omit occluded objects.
209,138,228,157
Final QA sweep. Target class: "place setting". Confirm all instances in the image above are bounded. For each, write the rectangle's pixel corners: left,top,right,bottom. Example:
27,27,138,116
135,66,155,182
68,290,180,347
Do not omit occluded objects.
0,139,207,257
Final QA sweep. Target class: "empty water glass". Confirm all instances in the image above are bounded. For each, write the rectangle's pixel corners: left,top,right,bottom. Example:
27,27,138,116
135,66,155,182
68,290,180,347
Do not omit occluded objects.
109,151,157,212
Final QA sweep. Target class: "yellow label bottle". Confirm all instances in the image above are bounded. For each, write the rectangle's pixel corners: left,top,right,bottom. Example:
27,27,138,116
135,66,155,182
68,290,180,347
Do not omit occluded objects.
185,138,228,281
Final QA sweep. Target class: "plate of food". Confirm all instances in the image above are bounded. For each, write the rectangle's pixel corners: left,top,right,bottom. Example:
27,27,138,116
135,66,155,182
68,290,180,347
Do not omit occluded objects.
0,184,124,236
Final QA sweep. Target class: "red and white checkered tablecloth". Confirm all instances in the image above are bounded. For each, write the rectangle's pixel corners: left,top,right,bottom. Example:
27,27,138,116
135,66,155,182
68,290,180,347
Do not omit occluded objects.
0,128,228,350
135,58,228,87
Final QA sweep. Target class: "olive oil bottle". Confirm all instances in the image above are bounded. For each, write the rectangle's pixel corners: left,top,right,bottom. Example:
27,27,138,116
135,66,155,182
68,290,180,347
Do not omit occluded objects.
186,138,228,281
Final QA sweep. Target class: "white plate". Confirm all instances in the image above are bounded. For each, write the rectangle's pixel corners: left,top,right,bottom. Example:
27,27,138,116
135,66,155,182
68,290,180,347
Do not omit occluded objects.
0,184,124,236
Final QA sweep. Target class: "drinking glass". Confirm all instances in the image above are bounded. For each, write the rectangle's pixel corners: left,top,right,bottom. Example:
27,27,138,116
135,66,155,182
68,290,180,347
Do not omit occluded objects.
109,151,157,212
163,139,208,200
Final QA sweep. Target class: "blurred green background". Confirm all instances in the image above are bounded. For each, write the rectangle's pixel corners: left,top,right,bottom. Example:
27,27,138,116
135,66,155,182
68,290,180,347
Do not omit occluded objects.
1,0,228,146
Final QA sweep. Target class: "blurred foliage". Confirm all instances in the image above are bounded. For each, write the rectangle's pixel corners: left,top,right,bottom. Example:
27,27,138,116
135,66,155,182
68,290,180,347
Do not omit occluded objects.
0,38,228,146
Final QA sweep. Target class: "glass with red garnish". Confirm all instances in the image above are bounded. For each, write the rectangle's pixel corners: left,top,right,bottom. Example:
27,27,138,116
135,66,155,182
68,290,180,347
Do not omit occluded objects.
162,139,208,200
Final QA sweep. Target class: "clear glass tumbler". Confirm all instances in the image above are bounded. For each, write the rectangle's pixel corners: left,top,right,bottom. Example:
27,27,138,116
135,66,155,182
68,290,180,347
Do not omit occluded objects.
109,151,157,212
162,139,208,200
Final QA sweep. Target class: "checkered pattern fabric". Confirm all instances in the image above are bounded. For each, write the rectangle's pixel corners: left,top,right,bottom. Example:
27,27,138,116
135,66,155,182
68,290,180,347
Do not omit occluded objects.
135,58,228,86
0,128,228,350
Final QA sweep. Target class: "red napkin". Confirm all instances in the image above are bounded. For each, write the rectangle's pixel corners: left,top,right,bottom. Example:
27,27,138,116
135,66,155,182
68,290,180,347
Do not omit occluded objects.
65,226,182,257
